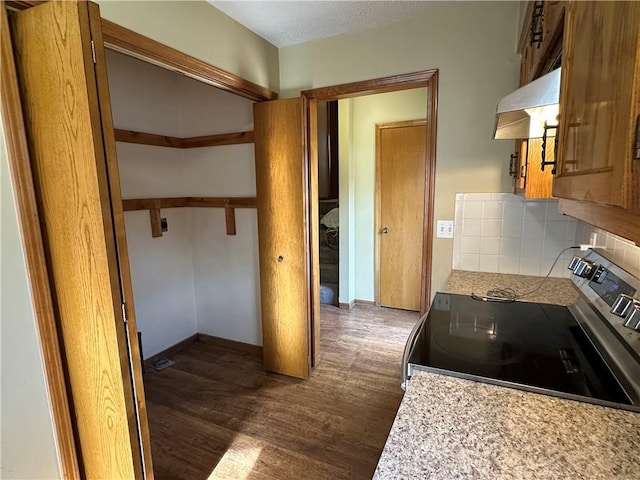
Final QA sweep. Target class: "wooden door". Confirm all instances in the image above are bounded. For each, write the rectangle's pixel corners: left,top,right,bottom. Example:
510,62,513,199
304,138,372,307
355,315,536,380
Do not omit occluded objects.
553,1,640,208
10,1,150,477
253,98,311,379
376,121,427,311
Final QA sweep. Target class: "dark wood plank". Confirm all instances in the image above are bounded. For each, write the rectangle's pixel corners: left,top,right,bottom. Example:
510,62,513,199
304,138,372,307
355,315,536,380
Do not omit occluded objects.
114,128,183,148
114,128,254,148
122,197,256,211
143,304,418,479
182,131,254,148
149,208,162,238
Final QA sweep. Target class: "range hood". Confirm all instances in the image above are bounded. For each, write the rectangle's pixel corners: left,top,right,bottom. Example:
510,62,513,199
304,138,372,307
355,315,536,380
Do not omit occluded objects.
493,68,561,140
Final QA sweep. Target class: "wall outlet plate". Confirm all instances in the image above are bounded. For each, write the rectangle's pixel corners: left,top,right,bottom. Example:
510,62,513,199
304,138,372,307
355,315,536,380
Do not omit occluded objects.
436,220,454,238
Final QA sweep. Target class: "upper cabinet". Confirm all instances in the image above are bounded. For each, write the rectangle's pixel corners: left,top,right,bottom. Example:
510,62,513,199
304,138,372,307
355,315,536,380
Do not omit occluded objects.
555,1,640,243
554,1,640,209
511,1,564,199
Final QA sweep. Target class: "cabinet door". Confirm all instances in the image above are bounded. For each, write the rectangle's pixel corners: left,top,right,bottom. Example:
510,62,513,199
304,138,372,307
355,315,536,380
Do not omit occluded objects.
553,1,640,208
253,98,311,379
10,1,150,477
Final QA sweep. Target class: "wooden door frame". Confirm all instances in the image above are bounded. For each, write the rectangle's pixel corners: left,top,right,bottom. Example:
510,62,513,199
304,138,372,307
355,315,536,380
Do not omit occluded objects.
301,70,439,363
374,119,428,308
2,1,277,477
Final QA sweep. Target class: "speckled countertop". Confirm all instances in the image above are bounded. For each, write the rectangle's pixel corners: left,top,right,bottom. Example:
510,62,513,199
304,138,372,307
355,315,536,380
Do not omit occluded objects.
374,372,640,479
373,270,640,479
446,270,579,305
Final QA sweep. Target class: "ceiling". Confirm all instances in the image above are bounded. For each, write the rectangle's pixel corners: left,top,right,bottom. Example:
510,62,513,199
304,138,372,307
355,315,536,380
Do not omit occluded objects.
207,1,442,48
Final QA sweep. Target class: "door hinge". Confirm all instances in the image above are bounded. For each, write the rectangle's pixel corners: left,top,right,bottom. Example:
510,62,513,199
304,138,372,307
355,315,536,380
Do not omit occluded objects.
121,303,128,323
90,40,97,64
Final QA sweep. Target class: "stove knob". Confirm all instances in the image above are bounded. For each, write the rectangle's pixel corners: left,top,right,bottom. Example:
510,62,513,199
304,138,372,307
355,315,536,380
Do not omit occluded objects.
568,255,582,271
623,301,640,331
611,294,634,317
573,260,595,278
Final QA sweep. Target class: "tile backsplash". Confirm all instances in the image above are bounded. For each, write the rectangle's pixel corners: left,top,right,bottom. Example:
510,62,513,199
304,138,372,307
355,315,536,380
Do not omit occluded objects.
453,193,577,278
575,222,640,274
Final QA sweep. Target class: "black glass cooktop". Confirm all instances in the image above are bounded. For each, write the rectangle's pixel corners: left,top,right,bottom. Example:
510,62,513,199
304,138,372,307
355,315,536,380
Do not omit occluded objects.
408,293,631,405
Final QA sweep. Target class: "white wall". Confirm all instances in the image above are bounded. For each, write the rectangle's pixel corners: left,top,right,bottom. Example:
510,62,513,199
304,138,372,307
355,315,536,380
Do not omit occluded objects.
280,1,521,297
107,50,261,356
1,118,61,478
96,0,280,93
338,89,427,303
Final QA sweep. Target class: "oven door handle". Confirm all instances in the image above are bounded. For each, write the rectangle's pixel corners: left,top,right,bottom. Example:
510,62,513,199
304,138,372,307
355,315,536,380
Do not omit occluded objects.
401,311,429,391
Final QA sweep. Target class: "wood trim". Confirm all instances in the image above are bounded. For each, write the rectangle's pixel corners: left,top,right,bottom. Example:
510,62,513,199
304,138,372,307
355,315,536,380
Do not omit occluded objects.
142,334,198,370
122,197,257,211
0,6,80,478
224,207,237,235
197,333,263,356
301,70,438,100
338,301,355,309
302,70,438,317
100,19,277,102
114,128,254,148
354,299,376,306
149,209,162,238
5,2,277,103
558,199,640,245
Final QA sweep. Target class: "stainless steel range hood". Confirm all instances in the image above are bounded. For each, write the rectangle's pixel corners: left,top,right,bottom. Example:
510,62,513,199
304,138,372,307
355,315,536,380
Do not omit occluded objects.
493,68,561,140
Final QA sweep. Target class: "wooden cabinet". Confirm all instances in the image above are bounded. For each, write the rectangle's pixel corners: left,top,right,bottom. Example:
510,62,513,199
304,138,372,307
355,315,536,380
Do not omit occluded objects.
554,1,640,243
512,1,565,199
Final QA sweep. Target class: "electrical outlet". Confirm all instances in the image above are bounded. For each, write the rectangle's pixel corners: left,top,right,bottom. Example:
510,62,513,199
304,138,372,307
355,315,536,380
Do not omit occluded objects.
161,218,168,232
436,220,454,238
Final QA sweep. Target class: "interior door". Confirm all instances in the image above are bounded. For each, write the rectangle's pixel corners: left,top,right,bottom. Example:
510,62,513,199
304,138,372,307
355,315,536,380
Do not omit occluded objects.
10,1,149,477
377,121,427,311
254,98,311,378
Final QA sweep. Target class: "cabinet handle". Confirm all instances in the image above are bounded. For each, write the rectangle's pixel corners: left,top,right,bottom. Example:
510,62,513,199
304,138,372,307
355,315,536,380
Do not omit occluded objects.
509,153,518,177
541,122,558,174
530,1,544,47
634,114,640,161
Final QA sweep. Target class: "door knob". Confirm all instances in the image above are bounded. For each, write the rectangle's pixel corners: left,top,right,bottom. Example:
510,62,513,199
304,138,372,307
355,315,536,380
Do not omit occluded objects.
381,227,390,234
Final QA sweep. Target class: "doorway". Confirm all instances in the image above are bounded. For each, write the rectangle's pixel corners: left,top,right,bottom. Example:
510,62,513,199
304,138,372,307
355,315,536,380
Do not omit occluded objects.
303,72,438,365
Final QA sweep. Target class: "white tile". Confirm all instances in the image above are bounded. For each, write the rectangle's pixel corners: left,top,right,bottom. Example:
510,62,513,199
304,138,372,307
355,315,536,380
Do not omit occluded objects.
480,237,501,255
452,251,461,269
521,237,543,258
606,233,617,251
482,219,502,237
462,236,481,254
614,237,628,257
492,192,515,201
455,193,464,202
462,219,482,237
544,221,567,244
519,256,541,276
498,256,519,274
503,201,525,225
464,193,492,201
523,220,545,240
461,253,480,271
479,255,500,273
623,244,640,270
565,220,577,242
453,230,462,251
454,200,463,224
482,201,503,219
524,201,547,222
502,219,523,238
542,255,568,278
500,237,521,257
545,201,566,222
463,201,483,219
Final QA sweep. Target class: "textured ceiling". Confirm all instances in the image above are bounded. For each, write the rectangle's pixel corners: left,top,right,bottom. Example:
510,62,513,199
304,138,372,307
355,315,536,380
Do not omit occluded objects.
207,1,440,48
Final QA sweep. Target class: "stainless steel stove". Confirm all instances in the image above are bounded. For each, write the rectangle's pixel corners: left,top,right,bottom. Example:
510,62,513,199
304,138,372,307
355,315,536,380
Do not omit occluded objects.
403,249,640,412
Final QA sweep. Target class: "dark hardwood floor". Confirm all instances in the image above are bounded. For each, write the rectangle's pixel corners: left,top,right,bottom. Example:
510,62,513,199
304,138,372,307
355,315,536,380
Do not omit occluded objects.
143,304,419,479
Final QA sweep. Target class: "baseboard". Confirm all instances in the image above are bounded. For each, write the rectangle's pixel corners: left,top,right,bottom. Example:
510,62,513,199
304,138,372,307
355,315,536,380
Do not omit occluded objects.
143,333,198,370
355,299,376,306
197,333,263,356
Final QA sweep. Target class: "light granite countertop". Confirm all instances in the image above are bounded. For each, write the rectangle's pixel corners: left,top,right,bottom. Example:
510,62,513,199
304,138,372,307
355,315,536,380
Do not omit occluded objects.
374,371,640,479
446,270,579,305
